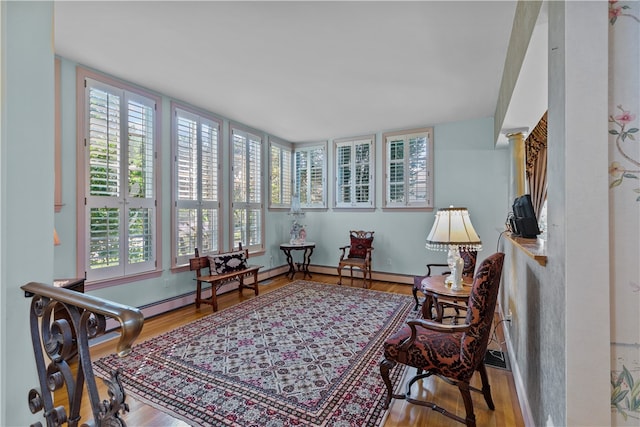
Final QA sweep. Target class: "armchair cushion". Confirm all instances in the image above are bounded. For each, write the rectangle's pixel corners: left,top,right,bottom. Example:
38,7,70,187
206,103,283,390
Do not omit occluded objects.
384,325,464,376
348,236,373,258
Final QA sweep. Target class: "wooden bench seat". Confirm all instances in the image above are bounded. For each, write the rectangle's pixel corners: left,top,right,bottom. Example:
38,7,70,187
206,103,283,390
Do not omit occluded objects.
189,246,262,312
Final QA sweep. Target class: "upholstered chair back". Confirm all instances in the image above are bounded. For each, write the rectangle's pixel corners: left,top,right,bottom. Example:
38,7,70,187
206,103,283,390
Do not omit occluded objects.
347,230,374,259
460,250,478,277
458,252,504,378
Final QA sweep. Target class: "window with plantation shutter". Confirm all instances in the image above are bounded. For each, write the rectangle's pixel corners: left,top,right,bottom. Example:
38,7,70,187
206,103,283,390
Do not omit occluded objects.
269,137,292,209
383,127,434,209
294,143,327,208
232,125,264,253
172,104,221,266
82,74,160,282
334,135,374,208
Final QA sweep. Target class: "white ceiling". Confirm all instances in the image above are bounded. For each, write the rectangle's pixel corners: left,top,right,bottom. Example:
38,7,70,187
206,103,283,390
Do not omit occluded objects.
54,1,544,144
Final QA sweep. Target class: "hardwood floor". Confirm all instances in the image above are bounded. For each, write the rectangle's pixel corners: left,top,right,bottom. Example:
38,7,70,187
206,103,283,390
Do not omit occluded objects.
59,273,524,426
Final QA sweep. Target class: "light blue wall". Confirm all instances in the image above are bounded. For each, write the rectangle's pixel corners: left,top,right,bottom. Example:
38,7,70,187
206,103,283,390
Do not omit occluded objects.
1,2,55,426
304,118,509,274
54,54,509,307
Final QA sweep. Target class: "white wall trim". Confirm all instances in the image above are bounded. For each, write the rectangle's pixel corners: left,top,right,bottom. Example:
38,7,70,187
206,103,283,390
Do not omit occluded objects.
499,305,535,427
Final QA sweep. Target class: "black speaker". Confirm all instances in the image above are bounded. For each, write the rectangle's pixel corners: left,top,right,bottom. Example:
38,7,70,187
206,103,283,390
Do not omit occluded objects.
514,217,540,238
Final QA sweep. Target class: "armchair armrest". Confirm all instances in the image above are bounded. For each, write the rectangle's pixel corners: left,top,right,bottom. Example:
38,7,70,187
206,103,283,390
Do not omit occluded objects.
399,318,470,350
426,263,449,276
338,245,350,261
364,247,374,261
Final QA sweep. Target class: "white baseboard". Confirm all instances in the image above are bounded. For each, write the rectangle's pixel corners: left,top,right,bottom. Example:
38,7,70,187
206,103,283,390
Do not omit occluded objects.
309,265,415,285
498,306,535,427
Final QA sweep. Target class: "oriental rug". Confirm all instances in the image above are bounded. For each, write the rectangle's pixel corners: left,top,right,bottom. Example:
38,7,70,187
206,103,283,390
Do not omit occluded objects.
94,281,415,426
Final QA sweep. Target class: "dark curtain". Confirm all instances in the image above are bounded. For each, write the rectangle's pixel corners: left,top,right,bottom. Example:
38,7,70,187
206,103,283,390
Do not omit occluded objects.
525,111,547,218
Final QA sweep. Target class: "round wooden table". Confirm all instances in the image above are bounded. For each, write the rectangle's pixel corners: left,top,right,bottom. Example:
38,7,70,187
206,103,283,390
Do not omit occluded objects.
420,275,472,322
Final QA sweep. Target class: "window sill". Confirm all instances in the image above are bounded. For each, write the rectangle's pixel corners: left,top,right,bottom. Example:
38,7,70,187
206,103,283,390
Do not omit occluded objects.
85,269,163,291
506,232,547,266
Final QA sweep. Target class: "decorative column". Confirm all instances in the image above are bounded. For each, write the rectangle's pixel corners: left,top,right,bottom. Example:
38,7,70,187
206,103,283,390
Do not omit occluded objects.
505,127,528,201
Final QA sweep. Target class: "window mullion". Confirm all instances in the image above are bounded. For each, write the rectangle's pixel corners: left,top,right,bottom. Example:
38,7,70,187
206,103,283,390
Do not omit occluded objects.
402,138,408,206
120,89,130,268
196,117,204,254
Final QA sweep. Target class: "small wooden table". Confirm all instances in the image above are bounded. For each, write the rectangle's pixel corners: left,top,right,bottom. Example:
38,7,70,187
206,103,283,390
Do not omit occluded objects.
420,275,472,322
280,242,315,280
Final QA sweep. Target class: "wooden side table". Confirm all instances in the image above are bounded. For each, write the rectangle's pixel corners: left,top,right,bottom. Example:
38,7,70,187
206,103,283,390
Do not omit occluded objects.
420,275,472,322
280,242,315,280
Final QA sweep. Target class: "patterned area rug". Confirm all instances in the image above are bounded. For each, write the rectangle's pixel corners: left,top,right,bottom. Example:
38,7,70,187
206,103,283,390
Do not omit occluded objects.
94,281,415,426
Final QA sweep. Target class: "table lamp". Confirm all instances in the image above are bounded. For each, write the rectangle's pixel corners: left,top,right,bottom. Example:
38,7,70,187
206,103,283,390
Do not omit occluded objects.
425,206,482,290
288,194,306,244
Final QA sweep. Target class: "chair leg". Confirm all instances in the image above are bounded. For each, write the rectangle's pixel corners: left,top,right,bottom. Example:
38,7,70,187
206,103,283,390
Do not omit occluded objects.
337,266,343,285
412,285,420,311
458,381,477,427
379,358,397,409
478,362,495,410
350,266,354,286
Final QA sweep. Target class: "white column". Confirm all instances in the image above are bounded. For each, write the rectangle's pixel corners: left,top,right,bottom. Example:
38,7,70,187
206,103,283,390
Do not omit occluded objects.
505,127,528,201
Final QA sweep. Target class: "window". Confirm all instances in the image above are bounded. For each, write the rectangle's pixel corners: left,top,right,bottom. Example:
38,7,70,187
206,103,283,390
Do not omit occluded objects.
79,71,160,283
232,125,264,253
294,142,327,208
269,137,292,209
172,103,221,266
334,135,374,208
383,127,433,209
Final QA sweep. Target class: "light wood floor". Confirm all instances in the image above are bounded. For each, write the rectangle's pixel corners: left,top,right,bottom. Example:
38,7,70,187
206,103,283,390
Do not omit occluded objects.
58,273,524,426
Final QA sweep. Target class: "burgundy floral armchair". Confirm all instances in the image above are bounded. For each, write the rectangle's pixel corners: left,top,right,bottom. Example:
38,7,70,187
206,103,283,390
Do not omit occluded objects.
380,252,504,427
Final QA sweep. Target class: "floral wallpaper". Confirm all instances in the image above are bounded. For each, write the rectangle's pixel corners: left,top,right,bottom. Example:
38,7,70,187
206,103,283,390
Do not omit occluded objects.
609,1,640,425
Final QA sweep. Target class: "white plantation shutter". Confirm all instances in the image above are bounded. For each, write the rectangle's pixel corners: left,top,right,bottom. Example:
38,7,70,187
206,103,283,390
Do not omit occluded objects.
269,139,292,208
335,136,374,208
408,134,429,205
85,78,157,281
384,128,433,209
387,138,405,206
232,126,263,252
174,106,220,266
295,143,327,208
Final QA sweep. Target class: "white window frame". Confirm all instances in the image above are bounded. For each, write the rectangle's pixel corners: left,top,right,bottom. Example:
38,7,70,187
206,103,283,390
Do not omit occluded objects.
269,137,293,209
171,102,222,266
334,135,375,209
231,124,264,253
77,68,162,285
294,142,327,209
383,127,434,209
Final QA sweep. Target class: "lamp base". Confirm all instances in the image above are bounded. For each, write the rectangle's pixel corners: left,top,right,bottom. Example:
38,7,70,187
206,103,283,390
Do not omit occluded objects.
446,247,465,290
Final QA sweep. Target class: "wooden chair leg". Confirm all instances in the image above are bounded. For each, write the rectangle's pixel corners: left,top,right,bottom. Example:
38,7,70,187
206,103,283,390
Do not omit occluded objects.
379,358,397,409
195,280,202,308
337,265,343,285
253,270,259,295
478,362,495,409
211,291,218,312
458,381,477,427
